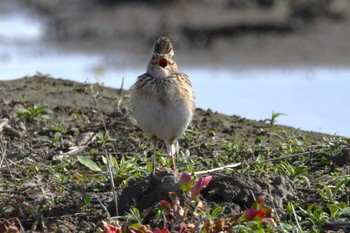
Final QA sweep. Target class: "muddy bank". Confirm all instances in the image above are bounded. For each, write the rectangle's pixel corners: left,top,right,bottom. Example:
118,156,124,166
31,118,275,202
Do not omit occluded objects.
1,75,349,232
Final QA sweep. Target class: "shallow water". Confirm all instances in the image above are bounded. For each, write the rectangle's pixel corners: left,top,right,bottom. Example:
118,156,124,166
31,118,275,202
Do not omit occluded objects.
101,67,350,137
1,10,349,136
0,14,42,41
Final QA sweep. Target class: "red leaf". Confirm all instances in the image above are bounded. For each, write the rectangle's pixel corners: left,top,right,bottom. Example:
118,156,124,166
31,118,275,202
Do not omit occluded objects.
191,176,212,198
256,195,266,205
160,200,171,210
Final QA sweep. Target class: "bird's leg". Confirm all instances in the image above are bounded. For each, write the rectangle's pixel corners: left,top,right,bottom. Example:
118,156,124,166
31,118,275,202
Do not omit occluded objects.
171,154,176,171
166,140,176,171
172,140,180,171
152,136,158,173
175,140,179,157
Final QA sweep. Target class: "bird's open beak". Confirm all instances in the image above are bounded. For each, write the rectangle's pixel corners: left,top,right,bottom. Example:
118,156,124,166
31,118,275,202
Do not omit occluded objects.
158,57,168,68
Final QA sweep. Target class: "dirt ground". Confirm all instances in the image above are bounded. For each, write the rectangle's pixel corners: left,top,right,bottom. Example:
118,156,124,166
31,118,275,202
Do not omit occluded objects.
1,0,350,232
0,75,349,232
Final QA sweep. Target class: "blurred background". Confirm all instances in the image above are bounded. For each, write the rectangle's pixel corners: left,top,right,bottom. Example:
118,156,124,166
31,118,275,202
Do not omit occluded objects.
0,0,349,136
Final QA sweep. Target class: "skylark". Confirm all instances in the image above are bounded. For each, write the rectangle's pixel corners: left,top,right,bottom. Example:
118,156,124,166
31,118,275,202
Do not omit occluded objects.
130,36,195,171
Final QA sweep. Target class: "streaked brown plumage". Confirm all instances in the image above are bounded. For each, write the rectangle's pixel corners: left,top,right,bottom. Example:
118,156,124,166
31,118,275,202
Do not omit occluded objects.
130,36,194,171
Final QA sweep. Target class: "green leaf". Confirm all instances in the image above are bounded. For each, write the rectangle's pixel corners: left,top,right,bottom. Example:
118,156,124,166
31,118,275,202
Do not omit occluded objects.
102,155,107,164
110,155,120,168
338,207,350,217
255,154,265,163
3,205,15,214
15,107,29,115
254,137,262,146
293,166,308,177
41,114,51,121
327,204,339,216
211,206,224,218
84,194,92,205
272,111,287,119
77,156,102,172
131,207,141,219
335,177,350,194
53,132,62,142
129,222,142,229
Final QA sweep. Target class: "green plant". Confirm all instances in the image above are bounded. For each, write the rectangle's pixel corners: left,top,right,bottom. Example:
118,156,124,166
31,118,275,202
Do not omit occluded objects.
202,206,224,222
300,204,329,230
265,111,287,126
270,128,305,152
50,122,77,135
35,71,52,78
316,174,350,204
297,202,350,231
327,203,350,221
77,154,139,186
15,104,53,122
103,155,138,186
81,194,92,210
254,154,267,173
95,132,115,146
124,207,142,225
41,132,62,149
183,126,200,141
222,141,244,154
276,161,309,185
285,201,302,230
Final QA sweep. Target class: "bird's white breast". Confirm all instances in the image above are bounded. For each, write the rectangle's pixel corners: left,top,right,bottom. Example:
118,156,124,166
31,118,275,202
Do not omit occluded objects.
131,88,193,142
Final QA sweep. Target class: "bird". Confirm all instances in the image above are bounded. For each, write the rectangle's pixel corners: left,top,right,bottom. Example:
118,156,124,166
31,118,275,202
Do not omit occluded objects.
130,36,195,172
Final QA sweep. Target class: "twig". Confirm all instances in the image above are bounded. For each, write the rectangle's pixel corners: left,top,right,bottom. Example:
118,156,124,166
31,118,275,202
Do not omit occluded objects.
117,77,124,111
193,146,337,175
95,94,119,100
90,84,110,138
52,146,88,160
95,193,111,219
0,135,7,169
194,163,241,175
106,150,118,216
15,217,25,233
89,83,120,216
0,135,15,182
258,148,331,163
291,202,302,231
52,133,98,160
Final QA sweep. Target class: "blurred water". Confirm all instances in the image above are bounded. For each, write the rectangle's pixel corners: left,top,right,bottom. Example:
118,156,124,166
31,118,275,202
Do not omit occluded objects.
100,67,350,137
0,11,349,137
0,13,43,41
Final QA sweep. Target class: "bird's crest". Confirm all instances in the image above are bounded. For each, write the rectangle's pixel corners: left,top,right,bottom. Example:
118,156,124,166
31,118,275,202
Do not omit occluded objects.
153,36,174,54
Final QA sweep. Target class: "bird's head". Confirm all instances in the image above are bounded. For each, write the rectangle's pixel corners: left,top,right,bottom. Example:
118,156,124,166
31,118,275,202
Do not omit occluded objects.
147,36,178,78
